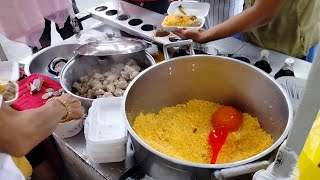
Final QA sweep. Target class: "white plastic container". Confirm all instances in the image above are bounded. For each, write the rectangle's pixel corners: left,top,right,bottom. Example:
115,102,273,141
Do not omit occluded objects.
85,97,127,163
162,1,210,31
0,61,19,105
0,61,19,81
54,118,84,138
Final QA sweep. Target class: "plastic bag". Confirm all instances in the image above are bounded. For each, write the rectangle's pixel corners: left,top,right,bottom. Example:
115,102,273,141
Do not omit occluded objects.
296,111,320,179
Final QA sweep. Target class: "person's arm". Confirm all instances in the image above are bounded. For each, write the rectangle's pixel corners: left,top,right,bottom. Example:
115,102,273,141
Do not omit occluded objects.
0,94,83,157
173,0,286,43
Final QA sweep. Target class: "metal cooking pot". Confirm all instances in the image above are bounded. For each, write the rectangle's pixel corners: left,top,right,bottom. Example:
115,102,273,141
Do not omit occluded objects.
59,35,156,112
122,55,293,180
25,43,80,77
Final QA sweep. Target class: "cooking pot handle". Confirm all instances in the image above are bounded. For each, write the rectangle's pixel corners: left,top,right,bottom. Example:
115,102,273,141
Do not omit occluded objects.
163,39,195,60
48,57,68,76
212,160,270,180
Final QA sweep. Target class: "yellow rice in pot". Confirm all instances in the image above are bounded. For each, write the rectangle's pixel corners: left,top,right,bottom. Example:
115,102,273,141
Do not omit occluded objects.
133,99,273,164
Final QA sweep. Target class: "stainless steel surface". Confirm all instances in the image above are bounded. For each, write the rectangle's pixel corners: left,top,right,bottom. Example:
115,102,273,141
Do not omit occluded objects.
87,0,180,45
163,40,195,60
75,35,152,56
60,51,155,112
123,55,293,179
204,38,247,56
24,43,81,77
22,24,311,179
0,43,8,61
231,42,311,79
277,77,306,113
53,131,135,180
213,160,270,179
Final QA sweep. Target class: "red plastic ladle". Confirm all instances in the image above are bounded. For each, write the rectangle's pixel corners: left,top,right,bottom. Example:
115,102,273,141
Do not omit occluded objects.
208,127,229,164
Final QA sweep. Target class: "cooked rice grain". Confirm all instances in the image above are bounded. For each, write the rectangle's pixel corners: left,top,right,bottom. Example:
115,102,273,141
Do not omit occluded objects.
163,14,201,27
133,99,273,164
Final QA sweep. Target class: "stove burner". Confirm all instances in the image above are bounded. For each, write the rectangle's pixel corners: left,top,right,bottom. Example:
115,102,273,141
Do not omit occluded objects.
128,19,143,26
95,6,108,11
117,14,130,21
105,10,118,16
141,24,154,31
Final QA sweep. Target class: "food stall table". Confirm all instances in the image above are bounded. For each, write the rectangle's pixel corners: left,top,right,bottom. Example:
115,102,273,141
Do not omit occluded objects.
45,30,311,179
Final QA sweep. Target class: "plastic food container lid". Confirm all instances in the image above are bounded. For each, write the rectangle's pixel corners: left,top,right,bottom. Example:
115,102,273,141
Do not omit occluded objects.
167,1,210,17
87,97,127,144
0,61,19,81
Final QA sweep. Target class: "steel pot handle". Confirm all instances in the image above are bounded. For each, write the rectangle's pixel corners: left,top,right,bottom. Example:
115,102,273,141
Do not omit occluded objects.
163,39,195,60
212,160,270,180
47,57,68,76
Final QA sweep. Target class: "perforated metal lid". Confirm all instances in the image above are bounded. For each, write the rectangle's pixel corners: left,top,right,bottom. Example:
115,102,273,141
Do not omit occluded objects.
75,32,151,56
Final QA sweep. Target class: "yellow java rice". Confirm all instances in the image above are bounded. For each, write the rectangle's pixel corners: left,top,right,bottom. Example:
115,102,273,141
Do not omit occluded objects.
133,99,273,164
163,14,201,27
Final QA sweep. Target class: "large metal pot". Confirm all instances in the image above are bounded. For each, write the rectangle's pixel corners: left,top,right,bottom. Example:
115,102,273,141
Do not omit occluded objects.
59,39,156,112
24,43,80,77
123,55,293,180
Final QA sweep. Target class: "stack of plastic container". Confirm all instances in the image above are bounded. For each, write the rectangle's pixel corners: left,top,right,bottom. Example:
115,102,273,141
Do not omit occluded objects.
84,97,127,163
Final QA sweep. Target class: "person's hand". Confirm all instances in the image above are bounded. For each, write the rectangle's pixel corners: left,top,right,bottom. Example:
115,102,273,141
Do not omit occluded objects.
172,28,207,43
58,93,84,121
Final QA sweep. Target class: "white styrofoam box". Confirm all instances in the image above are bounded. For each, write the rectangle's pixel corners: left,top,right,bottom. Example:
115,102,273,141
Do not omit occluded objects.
87,97,127,144
162,1,210,31
0,61,19,81
0,61,19,105
88,149,126,163
4,82,19,105
86,97,127,163
54,119,83,138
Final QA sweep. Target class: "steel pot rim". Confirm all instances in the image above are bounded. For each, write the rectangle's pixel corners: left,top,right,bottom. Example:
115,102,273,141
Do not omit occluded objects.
122,55,293,169
24,43,80,76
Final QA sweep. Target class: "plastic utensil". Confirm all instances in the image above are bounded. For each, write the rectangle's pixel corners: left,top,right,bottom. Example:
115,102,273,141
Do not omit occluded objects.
178,0,187,15
209,127,229,164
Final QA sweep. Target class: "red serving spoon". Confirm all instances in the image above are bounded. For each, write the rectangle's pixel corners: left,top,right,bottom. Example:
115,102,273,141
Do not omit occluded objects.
208,126,229,164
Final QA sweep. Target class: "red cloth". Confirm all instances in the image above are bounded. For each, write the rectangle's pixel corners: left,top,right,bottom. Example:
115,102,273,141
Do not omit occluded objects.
12,74,62,111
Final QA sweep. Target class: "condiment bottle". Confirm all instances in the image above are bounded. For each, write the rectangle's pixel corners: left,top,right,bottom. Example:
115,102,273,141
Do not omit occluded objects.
254,50,272,73
274,58,295,79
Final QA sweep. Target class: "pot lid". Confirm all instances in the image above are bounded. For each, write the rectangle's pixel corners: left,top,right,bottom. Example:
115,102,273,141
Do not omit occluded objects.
75,32,151,56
